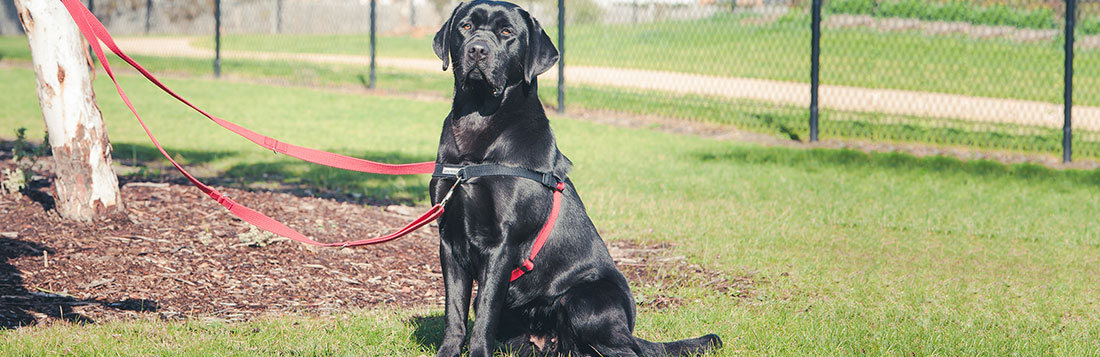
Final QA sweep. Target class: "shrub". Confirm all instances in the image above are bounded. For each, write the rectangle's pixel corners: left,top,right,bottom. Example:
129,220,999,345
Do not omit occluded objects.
826,0,877,16
1079,17,1100,35
932,1,973,23
5,128,49,196
971,4,1018,27
826,0,1057,30
1017,7,1056,29
877,0,933,20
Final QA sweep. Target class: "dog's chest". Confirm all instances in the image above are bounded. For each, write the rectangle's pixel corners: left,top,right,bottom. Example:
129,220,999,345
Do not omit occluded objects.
448,196,510,249
450,116,498,157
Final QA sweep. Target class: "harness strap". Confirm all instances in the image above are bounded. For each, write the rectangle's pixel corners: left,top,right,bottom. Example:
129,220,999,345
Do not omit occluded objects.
434,163,563,190
433,164,566,282
59,0,437,247
510,181,565,282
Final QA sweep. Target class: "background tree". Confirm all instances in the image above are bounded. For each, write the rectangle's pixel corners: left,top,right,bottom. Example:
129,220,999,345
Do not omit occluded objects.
14,0,123,220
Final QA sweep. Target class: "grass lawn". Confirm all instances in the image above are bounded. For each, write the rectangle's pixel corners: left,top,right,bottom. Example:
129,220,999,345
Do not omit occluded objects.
2,66,1100,354
5,33,1100,160
192,13,1100,106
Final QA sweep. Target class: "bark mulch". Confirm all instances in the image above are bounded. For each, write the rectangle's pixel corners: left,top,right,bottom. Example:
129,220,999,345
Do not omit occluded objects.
0,160,747,329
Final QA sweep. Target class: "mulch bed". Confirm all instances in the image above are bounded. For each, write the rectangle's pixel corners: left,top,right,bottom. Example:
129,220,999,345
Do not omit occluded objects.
0,159,746,329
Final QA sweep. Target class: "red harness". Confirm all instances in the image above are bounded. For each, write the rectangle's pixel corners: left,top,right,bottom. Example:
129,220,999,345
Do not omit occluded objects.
433,164,567,281
57,0,561,281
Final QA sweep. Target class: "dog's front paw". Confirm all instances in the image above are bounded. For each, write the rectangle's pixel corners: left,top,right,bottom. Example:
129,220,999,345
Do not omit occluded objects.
435,341,463,357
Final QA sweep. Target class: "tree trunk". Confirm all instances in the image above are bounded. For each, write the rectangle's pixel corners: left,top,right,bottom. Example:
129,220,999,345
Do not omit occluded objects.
14,0,124,221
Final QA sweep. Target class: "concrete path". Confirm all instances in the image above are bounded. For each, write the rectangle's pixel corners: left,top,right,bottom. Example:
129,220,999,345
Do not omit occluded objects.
112,37,1100,131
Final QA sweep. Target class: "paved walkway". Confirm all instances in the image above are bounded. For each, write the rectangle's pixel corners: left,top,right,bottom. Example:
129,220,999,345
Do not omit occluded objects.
113,37,1100,131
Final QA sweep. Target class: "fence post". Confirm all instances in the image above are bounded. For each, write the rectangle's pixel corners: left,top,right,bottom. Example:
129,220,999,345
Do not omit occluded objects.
276,0,284,33
1064,0,1075,163
556,0,565,114
214,0,222,78
809,0,821,142
369,0,377,89
144,0,153,34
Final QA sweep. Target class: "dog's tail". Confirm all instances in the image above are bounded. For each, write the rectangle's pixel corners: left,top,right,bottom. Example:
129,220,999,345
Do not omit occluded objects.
635,333,722,356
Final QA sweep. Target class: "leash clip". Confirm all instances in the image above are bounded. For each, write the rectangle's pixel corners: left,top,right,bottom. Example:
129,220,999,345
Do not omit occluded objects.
438,177,462,207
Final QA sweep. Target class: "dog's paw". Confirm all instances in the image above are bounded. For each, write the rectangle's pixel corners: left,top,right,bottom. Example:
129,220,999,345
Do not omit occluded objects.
435,343,463,357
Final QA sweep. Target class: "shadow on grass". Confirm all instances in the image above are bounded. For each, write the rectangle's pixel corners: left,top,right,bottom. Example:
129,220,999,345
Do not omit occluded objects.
110,142,433,205
409,313,446,351
696,146,1100,186
0,237,157,329
112,142,238,167
409,313,486,353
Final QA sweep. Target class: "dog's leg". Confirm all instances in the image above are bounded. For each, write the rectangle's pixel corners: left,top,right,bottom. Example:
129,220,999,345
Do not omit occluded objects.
467,250,516,357
559,279,642,356
437,242,473,357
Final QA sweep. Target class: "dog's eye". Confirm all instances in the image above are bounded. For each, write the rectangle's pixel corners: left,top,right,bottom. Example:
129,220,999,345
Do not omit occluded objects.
461,23,472,30
500,27,512,36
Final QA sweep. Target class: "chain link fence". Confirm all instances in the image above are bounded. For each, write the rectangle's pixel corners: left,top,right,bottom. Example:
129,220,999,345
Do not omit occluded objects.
1,0,1096,161
814,0,1099,160
547,0,1098,160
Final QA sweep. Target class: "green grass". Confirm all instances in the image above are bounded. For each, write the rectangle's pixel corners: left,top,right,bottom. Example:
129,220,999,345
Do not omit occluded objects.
0,35,455,98
2,66,1100,354
560,85,1100,159
187,14,1100,106
4,34,1098,160
827,0,1059,30
0,65,444,203
0,309,438,355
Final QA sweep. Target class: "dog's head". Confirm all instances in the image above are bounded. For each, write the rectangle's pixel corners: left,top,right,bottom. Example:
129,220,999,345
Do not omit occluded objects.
433,1,559,96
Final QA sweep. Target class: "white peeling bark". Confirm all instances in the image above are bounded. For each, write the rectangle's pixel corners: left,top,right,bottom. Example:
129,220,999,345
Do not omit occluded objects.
15,0,123,220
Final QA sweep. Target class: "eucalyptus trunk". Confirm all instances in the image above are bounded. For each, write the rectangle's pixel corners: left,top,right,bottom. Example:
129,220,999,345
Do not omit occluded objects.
14,0,124,220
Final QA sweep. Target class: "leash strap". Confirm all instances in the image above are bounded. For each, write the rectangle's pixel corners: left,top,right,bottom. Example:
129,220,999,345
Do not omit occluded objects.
433,164,566,282
59,0,439,247
59,0,435,175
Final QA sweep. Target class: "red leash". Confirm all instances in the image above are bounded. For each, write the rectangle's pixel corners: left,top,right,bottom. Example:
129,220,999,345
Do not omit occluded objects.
59,0,439,247
58,0,565,279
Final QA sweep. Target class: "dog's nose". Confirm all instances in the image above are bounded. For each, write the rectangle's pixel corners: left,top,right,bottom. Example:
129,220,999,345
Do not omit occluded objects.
467,41,489,62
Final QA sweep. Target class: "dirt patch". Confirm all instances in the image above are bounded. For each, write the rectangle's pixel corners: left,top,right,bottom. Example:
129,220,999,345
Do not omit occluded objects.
609,241,757,309
0,156,745,328
0,179,445,328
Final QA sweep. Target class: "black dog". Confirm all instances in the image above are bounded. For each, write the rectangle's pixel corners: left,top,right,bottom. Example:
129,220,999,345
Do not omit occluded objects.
428,1,721,356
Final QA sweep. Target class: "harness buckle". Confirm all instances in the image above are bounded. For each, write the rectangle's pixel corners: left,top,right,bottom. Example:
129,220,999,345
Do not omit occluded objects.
455,167,469,182
519,258,535,272
438,178,462,207
541,172,564,191
263,137,281,155
211,191,235,210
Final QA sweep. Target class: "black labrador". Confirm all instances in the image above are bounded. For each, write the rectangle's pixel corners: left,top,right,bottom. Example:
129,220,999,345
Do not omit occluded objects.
428,1,722,356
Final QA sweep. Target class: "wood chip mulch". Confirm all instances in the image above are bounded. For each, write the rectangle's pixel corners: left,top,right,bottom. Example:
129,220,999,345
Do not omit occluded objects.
0,160,749,330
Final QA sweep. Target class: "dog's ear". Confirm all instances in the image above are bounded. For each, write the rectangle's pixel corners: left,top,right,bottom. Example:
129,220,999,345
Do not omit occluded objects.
433,2,466,71
520,9,559,84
